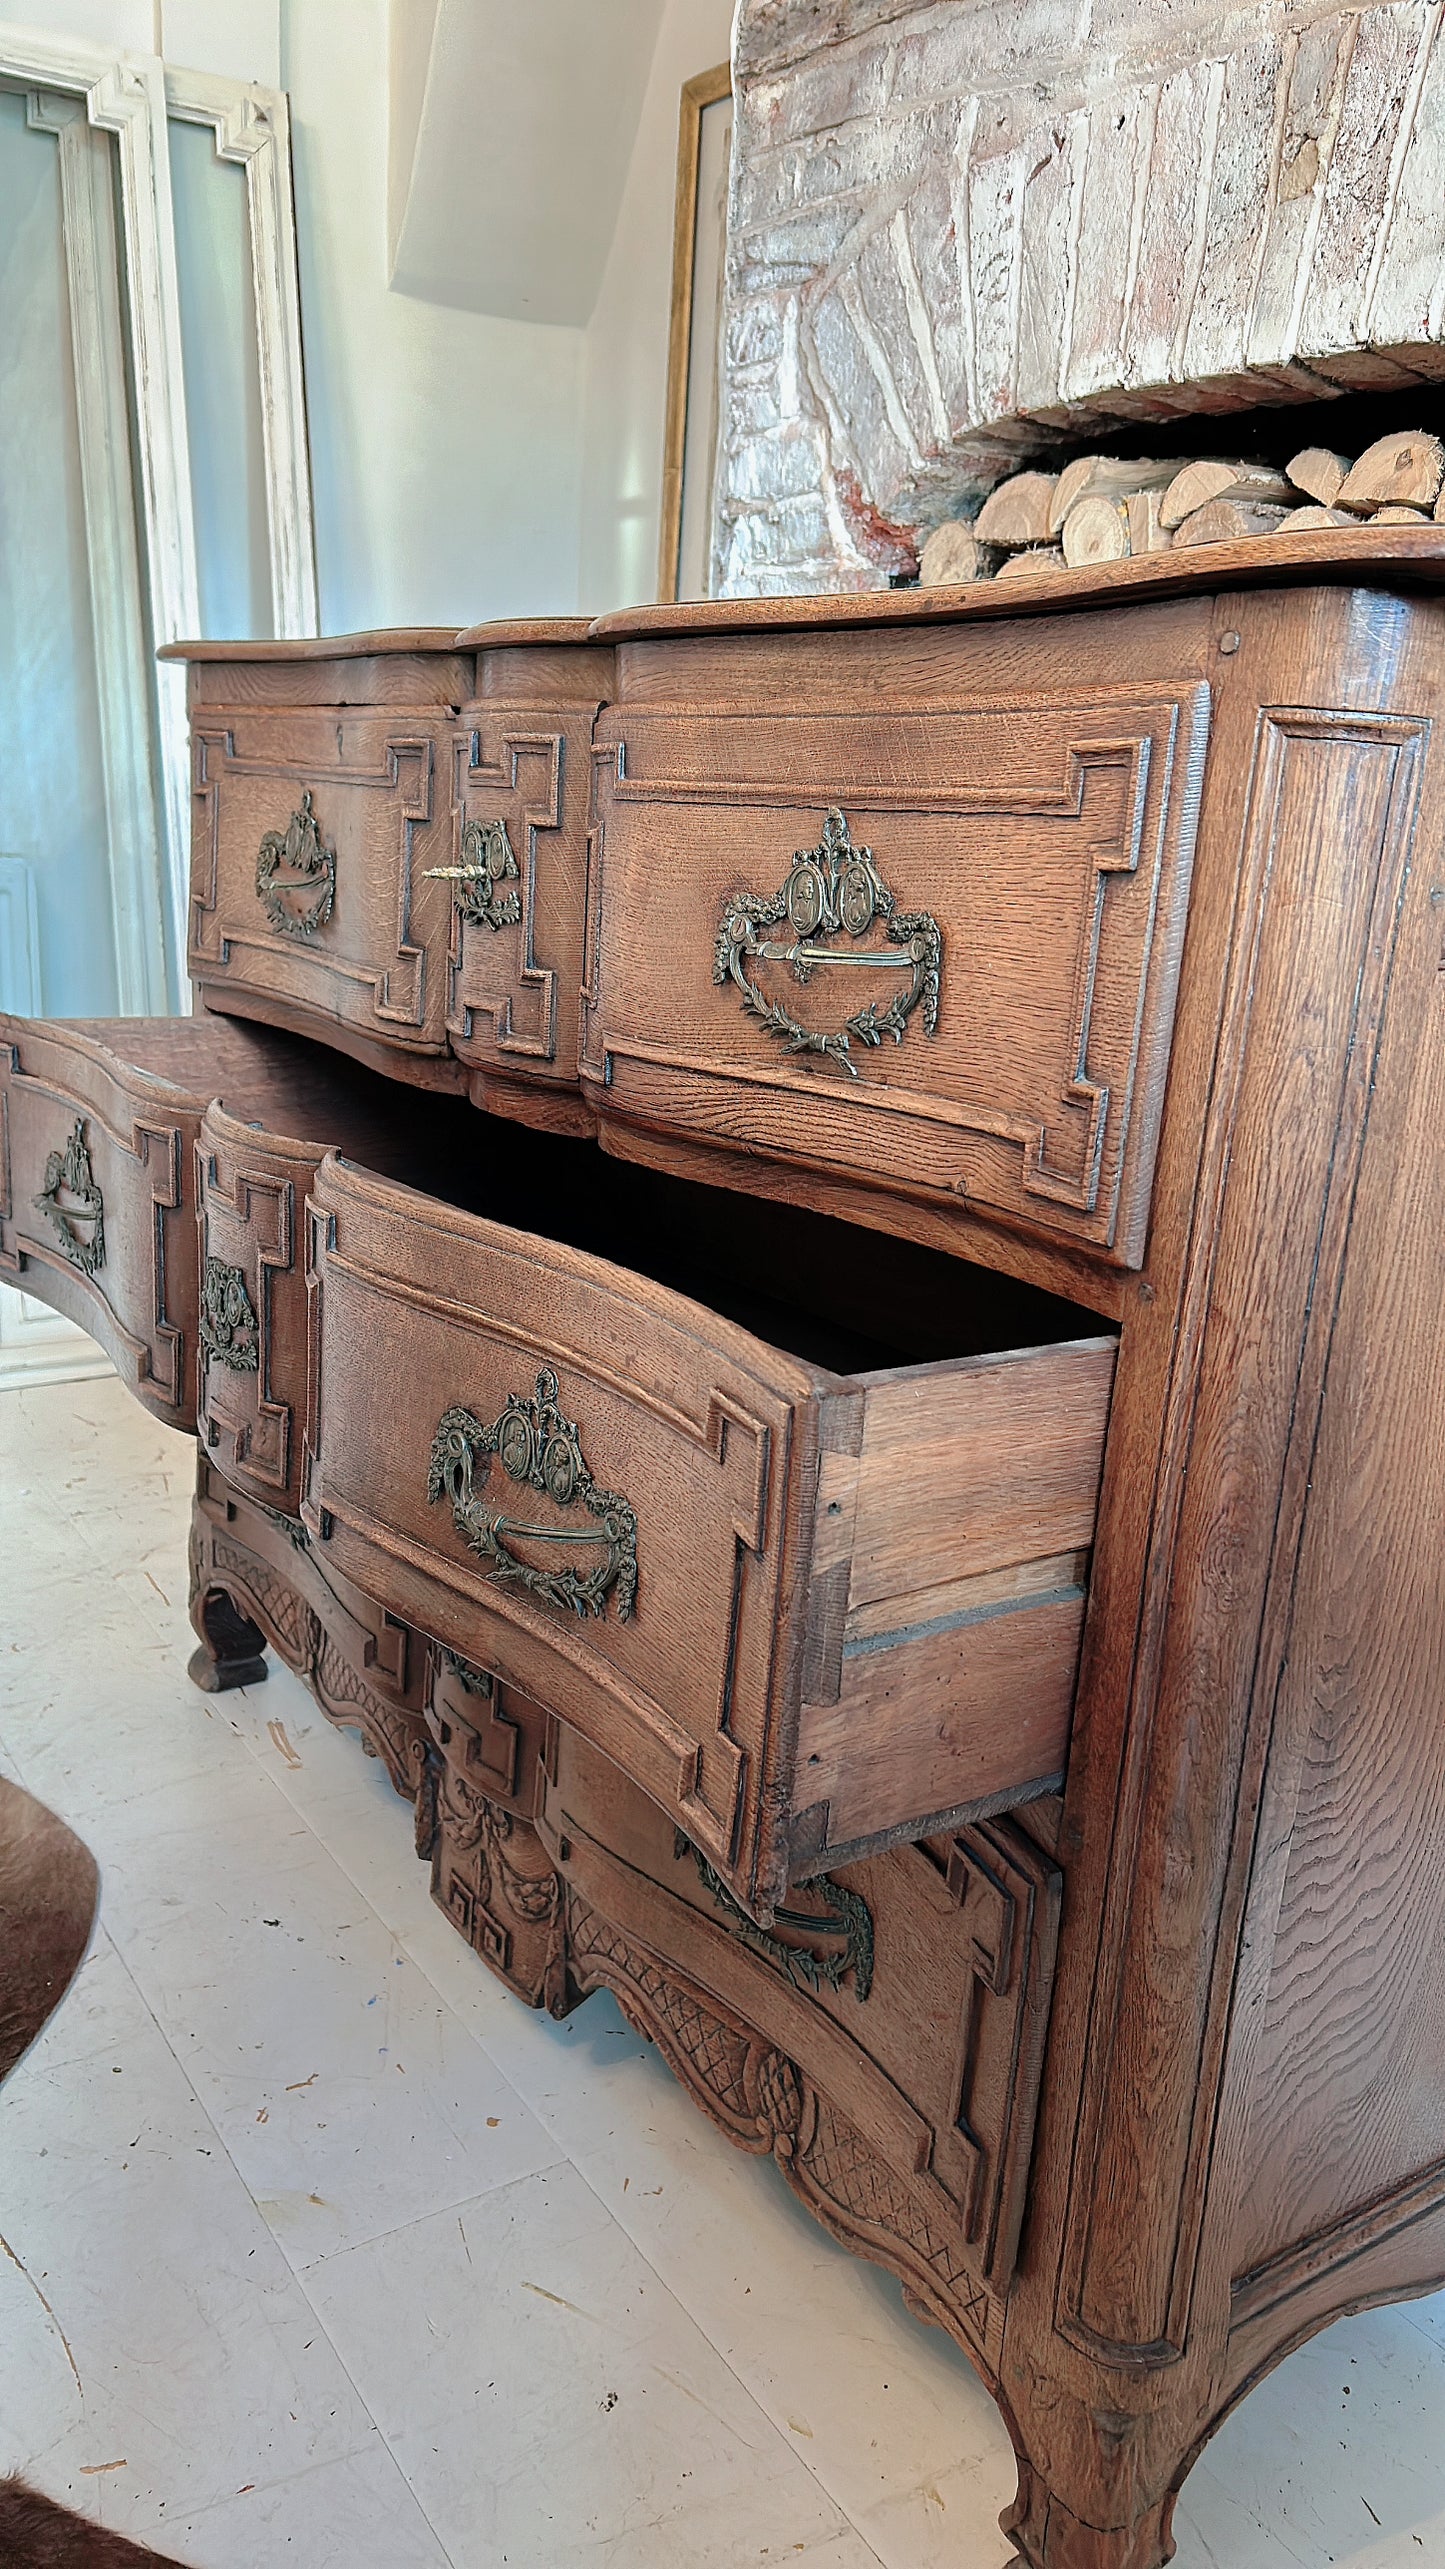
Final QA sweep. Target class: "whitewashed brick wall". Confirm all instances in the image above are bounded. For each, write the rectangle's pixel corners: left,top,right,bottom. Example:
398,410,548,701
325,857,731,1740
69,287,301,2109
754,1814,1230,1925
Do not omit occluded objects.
715,0,1445,593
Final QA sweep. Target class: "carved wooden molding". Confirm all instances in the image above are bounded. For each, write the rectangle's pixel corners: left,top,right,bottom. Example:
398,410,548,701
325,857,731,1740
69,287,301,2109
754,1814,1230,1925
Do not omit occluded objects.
567,1892,1003,2372
196,1138,297,1501
190,732,437,1031
446,728,565,1064
584,695,1209,1264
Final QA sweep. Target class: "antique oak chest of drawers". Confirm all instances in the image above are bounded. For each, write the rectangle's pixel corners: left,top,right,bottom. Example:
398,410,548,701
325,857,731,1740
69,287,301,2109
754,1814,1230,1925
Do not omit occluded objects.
13,525,1445,2569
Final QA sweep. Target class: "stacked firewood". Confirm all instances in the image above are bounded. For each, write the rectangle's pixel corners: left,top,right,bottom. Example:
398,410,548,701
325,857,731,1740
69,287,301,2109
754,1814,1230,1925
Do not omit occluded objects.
918,430,1445,587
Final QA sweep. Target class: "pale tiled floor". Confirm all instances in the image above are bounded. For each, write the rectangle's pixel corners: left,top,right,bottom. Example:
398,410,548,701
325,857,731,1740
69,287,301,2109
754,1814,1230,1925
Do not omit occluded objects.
2,1376,1444,2569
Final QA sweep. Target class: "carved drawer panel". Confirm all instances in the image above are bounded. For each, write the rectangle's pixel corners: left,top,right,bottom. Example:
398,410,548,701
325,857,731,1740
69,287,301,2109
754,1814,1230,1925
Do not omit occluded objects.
187,705,462,1083
421,1651,570,2009
0,1013,346,1425
582,683,1209,1270
542,1722,1062,2346
196,1054,487,1520
302,1148,1115,1924
445,627,613,1133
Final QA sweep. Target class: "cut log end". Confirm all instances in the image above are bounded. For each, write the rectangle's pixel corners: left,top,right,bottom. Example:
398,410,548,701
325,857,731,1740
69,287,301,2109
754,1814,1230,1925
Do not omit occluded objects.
1048,455,1175,534
974,471,1061,548
1171,498,1296,547
1159,458,1294,531
993,545,1067,580
1337,431,1445,514
1287,447,1351,506
919,522,993,586
1061,496,1131,567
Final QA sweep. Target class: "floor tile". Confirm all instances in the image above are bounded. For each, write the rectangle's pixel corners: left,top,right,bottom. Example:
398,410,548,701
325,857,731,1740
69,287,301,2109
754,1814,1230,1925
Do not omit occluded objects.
0,1935,373,2543
1174,2304,1445,2567
302,2158,865,2569
412,1932,1015,2564
7,1372,1445,2569
168,2443,453,2568
90,1762,563,2269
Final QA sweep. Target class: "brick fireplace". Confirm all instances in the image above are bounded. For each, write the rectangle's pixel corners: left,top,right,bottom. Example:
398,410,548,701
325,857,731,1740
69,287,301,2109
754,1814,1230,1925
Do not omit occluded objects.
714,0,1445,593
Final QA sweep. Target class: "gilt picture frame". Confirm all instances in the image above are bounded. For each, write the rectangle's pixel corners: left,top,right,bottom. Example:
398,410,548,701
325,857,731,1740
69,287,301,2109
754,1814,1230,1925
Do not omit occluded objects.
657,62,732,604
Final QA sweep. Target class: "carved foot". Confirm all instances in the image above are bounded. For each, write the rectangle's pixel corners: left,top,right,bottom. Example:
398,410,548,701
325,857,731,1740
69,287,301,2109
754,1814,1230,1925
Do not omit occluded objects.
188,1586,269,1694
1002,2466,1177,2569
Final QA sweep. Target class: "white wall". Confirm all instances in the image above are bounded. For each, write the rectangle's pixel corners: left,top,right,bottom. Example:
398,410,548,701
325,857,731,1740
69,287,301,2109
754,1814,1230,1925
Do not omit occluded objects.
282,0,585,632
7,1,278,77
578,0,736,615
6,0,734,635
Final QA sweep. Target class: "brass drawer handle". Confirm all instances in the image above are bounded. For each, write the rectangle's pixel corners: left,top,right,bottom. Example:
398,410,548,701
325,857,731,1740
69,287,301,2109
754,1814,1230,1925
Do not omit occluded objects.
713,806,942,1079
199,1257,259,1373
256,790,335,939
428,1366,637,1621
34,1118,105,1276
424,816,520,931
677,1834,875,2002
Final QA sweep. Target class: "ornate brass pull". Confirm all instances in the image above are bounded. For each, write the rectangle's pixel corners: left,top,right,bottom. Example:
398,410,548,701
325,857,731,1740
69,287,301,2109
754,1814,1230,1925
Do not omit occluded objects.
424,816,520,930
256,789,335,938
33,1118,104,1276
677,1835,875,2001
714,806,942,1079
427,1367,637,1621
199,1257,259,1372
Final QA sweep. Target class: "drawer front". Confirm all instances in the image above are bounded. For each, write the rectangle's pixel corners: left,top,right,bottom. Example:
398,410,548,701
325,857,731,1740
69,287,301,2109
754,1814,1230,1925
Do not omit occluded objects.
582,688,1209,1268
446,707,596,1113
0,1018,201,1421
189,708,456,1061
303,1155,815,1910
196,1102,322,1518
303,1155,1113,1921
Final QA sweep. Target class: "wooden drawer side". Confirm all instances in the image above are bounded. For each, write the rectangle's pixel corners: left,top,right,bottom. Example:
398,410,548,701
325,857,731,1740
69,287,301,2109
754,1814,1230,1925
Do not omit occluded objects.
794,1337,1117,1870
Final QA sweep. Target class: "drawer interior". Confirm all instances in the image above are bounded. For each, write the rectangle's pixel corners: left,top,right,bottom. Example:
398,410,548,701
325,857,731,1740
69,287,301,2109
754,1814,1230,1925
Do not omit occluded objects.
40,1018,1117,1367
367,1109,1114,1378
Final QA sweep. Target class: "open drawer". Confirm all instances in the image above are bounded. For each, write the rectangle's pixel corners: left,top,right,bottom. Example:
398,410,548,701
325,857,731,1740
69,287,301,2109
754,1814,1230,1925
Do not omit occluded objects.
302,1140,1115,1922
0,1012,362,1424
0,1010,485,1439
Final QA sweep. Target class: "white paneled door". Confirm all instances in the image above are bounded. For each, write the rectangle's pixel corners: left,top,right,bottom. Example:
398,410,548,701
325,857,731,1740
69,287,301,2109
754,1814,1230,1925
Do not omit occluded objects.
0,26,316,1025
